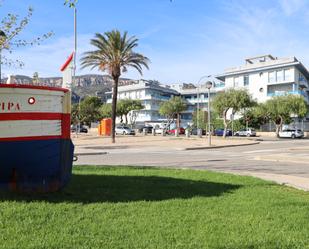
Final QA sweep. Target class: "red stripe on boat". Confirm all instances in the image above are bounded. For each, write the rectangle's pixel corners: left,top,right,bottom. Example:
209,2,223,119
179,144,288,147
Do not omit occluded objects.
0,135,62,142
61,113,71,139
0,113,63,121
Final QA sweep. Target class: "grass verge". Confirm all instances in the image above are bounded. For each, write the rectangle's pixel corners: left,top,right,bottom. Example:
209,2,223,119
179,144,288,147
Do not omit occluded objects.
1,166,309,249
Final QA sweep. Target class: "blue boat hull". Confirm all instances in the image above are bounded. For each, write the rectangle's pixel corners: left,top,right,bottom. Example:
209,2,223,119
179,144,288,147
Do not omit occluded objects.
0,139,74,192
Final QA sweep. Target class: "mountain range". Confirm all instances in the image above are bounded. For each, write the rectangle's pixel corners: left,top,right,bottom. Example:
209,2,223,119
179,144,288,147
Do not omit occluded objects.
2,74,136,102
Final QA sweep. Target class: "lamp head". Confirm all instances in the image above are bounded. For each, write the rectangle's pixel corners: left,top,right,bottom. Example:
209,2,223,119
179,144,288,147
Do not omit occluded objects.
0,30,6,39
206,81,213,89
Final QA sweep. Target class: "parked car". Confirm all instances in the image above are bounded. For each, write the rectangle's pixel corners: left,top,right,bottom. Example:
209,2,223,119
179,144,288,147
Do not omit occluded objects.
234,128,256,137
168,127,185,135
214,129,232,136
190,128,206,135
138,126,153,133
115,126,135,135
154,127,168,135
279,129,304,139
71,125,88,133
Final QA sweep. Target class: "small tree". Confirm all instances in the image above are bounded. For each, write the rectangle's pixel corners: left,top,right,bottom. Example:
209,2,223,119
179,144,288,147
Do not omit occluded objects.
117,99,144,124
127,100,144,127
192,109,207,129
0,5,53,80
71,103,79,125
79,96,102,126
100,100,144,127
239,108,266,130
159,96,187,133
100,103,113,119
212,89,255,138
256,95,307,137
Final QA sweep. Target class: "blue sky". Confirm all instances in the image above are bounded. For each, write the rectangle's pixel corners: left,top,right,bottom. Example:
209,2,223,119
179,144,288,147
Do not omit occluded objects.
1,0,309,84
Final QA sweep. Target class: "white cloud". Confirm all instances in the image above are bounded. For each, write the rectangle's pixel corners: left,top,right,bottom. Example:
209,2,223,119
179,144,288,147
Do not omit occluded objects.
2,34,94,78
278,0,306,16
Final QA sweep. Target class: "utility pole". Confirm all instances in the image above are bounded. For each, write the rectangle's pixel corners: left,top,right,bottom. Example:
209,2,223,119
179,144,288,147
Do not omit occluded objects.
206,81,213,146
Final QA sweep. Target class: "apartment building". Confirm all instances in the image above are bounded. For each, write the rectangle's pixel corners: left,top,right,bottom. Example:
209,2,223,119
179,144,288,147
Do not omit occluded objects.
106,79,225,126
215,55,309,103
170,82,225,123
106,54,309,126
106,79,179,124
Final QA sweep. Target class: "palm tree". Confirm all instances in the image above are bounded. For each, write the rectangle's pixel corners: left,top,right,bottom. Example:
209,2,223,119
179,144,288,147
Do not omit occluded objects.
81,30,149,143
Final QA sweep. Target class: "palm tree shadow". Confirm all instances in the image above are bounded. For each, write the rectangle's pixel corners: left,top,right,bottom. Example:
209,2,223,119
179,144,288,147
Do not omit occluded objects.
0,174,241,203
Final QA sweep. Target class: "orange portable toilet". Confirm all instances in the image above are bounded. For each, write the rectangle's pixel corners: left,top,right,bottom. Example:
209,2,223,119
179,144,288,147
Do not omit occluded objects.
101,118,112,136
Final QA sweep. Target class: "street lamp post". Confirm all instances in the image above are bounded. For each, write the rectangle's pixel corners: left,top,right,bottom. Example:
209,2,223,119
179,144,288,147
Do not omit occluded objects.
197,75,211,138
197,85,200,133
206,81,213,146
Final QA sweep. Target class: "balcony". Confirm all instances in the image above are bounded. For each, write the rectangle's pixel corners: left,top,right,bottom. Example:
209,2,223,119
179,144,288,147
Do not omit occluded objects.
186,98,209,104
267,90,306,97
214,82,225,88
145,95,171,101
299,76,308,88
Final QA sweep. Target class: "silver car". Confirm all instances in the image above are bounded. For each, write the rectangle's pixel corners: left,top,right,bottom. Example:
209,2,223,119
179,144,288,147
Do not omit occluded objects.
279,129,304,139
235,128,256,137
115,126,135,135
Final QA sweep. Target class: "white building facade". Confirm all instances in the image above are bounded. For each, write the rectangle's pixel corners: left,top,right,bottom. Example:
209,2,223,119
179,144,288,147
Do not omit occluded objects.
106,79,179,124
215,55,309,104
106,80,225,126
106,55,309,127
170,82,225,124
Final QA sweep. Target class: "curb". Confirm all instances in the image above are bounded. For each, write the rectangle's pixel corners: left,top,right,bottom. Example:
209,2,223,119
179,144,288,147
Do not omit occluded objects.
74,152,108,156
183,141,260,150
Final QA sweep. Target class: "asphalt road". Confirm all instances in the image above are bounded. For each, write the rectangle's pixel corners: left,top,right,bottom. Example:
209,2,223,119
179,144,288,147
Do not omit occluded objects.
75,139,309,178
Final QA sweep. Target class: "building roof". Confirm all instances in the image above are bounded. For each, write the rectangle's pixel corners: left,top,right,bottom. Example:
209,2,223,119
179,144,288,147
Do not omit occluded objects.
215,56,309,81
105,80,179,95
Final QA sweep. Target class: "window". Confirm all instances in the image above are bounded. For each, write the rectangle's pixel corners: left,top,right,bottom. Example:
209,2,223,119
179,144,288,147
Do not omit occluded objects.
233,77,239,87
284,68,292,81
244,75,249,86
268,71,275,83
276,70,283,82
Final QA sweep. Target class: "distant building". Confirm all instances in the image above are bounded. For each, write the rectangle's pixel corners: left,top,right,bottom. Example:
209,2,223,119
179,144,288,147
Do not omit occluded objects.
106,79,225,126
215,55,309,104
170,82,225,124
106,79,179,124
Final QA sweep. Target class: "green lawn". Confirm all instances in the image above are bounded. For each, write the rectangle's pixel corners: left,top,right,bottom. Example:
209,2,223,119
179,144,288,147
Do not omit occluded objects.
1,166,309,249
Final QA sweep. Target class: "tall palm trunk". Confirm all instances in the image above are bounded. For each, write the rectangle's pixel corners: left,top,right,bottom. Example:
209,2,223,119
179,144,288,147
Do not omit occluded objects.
274,117,283,138
176,113,180,135
223,110,228,139
111,76,119,143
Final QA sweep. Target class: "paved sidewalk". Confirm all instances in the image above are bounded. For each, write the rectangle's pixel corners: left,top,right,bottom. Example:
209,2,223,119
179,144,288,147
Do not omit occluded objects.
72,134,258,153
230,171,309,191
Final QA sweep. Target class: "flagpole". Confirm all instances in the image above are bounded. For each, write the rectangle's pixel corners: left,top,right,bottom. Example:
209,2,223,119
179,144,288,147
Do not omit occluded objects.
73,6,79,136
73,6,77,87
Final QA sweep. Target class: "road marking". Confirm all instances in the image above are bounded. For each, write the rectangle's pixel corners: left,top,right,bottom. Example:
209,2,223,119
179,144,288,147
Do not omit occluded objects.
243,149,278,154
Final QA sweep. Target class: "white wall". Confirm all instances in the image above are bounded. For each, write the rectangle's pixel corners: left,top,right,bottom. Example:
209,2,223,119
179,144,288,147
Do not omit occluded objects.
225,67,297,103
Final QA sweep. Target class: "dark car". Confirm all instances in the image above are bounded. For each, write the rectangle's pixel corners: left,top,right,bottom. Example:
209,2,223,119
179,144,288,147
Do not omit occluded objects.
190,128,206,135
71,125,88,133
139,126,153,133
214,129,232,136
